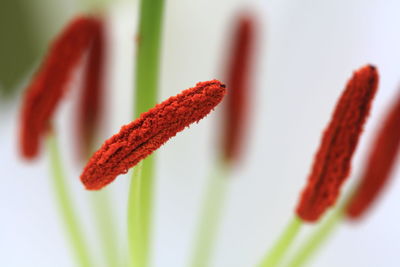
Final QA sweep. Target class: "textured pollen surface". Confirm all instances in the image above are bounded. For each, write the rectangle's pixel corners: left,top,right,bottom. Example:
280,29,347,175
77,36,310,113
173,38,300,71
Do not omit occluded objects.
20,16,101,159
346,93,400,219
80,80,226,190
223,14,255,164
296,65,379,222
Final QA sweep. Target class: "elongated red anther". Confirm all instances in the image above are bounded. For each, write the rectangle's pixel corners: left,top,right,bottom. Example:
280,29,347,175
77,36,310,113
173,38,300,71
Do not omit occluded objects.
77,18,105,159
80,80,227,190
20,16,100,159
346,93,400,219
296,65,379,222
223,14,256,164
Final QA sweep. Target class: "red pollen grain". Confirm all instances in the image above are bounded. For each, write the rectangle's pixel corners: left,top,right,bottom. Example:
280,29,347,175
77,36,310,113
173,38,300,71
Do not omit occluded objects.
223,14,256,164
80,80,227,190
77,18,105,159
296,65,379,222
19,16,100,159
346,92,400,219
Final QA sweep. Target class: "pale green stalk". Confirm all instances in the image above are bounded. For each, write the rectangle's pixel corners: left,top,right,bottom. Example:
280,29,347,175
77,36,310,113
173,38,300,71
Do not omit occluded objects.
284,207,344,267
284,191,355,267
127,0,165,266
189,161,230,267
259,216,303,267
128,158,155,267
78,0,121,265
134,0,165,117
46,134,93,267
90,190,120,267
128,161,143,265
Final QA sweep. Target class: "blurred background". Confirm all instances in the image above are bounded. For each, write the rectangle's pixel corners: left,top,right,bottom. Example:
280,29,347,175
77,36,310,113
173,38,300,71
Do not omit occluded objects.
1,0,399,266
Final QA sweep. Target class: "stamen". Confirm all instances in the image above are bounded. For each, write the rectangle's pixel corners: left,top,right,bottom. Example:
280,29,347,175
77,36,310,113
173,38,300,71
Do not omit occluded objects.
19,16,100,159
296,65,379,222
77,18,106,158
80,80,227,190
346,93,400,219
223,14,256,164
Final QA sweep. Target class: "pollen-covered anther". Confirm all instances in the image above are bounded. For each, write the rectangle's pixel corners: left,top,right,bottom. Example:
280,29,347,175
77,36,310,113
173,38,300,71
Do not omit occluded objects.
346,93,400,219
223,13,256,164
80,80,227,190
77,18,106,159
296,65,379,222
19,16,102,159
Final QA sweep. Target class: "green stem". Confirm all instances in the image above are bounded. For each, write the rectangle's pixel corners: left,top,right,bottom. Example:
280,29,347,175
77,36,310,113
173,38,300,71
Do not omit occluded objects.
134,0,165,117
284,207,344,267
128,158,155,267
128,161,143,266
284,187,356,267
259,216,303,267
189,161,229,267
91,190,120,267
127,0,165,266
46,134,92,267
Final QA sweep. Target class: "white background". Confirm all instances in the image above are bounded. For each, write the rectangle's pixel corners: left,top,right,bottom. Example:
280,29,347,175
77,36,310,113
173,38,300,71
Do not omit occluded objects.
1,0,399,266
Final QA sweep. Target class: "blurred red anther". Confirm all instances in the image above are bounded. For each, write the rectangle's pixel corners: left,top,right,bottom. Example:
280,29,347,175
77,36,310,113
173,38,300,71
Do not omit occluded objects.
223,13,256,164
80,80,227,190
78,18,105,159
296,65,379,222
19,16,102,159
346,93,400,219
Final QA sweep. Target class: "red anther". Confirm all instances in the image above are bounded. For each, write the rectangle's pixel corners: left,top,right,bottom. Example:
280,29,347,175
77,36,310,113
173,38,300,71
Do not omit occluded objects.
296,65,379,222
77,18,105,159
223,14,256,164
80,80,227,190
346,93,400,219
20,16,100,159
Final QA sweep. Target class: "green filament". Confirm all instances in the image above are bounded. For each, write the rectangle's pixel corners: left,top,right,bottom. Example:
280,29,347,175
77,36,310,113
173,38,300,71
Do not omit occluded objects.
46,134,93,267
127,0,165,266
284,207,344,267
189,161,230,267
259,216,303,267
91,190,120,267
128,158,155,267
